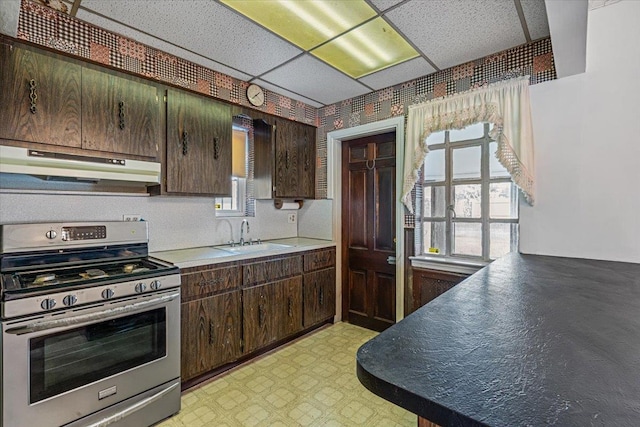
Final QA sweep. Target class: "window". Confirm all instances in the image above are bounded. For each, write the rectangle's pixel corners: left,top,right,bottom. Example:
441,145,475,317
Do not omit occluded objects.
419,123,518,261
215,126,249,216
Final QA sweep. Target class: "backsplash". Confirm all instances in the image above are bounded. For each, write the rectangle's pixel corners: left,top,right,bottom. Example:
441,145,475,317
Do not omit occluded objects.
15,0,556,203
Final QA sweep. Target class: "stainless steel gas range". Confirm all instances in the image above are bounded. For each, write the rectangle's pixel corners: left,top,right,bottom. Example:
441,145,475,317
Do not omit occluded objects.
0,221,181,427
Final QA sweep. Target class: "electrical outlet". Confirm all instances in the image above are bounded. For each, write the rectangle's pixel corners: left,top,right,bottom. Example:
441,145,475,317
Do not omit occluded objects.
123,214,142,222
287,213,297,224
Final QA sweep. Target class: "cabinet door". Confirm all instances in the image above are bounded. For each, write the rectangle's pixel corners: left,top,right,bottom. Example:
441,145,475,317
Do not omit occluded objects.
0,44,81,147
243,282,277,353
166,89,231,194
303,267,336,327
413,269,468,310
181,291,241,382
297,124,316,199
279,276,303,338
274,119,298,198
81,68,160,158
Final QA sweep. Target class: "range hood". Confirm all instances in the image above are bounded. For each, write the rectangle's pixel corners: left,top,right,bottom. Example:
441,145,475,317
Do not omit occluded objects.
0,145,161,184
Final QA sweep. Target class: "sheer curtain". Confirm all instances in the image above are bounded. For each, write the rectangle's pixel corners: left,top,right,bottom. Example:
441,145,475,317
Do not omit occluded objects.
402,76,535,213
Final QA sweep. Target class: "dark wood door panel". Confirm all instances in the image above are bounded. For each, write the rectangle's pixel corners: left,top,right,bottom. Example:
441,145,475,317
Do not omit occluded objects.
243,255,302,287
181,265,241,302
375,165,396,252
280,276,303,337
348,268,368,316
242,283,276,353
303,267,335,327
373,272,396,325
348,169,368,249
0,44,82,147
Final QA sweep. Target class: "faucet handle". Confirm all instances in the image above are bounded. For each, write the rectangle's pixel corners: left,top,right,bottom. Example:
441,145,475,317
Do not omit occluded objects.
228,240,236,247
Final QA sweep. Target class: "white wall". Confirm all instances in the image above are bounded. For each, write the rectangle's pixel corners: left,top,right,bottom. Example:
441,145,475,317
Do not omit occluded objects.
0,193,297,252
520,0,640,263
298,199,333,240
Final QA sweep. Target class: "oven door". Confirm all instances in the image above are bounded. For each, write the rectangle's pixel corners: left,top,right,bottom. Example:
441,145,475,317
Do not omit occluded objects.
1,288,180,427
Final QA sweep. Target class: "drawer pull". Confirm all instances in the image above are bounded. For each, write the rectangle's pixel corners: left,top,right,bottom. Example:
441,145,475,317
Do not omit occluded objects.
258,304,265,327
118,101,125,129
209,321,215,345
287,297,293,317
213,137,220,160
319,287,324,306
182,131,189,155
29,79,37,114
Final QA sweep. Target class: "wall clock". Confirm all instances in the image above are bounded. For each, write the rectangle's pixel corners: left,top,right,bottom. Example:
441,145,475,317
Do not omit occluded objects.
246,84,265,107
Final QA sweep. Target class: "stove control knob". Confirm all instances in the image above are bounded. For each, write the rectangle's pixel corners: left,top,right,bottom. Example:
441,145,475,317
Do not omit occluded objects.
40,298,56,310
150,280,162,290
102,288,115,299
63,295,77,307
135,282,146,293
45,230,57,240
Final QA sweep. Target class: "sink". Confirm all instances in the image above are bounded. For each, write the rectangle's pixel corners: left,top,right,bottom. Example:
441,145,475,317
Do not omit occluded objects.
220,242,292,254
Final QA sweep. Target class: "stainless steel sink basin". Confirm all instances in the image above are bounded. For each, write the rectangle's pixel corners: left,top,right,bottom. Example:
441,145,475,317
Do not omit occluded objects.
220,242,292,254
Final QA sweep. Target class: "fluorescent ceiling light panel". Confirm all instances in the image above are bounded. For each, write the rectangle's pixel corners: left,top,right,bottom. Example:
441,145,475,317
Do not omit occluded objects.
220,0,376,50
311,17,419,78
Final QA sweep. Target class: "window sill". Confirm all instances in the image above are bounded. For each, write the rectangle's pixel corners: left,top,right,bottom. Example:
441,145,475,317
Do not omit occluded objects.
410,255,487,275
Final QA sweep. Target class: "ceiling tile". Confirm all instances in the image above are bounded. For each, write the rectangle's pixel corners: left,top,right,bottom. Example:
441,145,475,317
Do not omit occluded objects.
260,54,371,105
369,0,406,13
79,0,302,76
253,79,324,109
358,57,435,90
76,9,252,81
520,0,551,40
386,0,526,69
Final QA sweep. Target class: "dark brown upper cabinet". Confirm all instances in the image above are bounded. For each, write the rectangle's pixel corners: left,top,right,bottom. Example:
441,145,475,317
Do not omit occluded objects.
81,67,161,159
253,115,316,199
0,43,82,148
166,89,231,195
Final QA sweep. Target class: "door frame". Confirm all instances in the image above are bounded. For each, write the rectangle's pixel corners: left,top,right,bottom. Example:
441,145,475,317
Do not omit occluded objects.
327,116,405,322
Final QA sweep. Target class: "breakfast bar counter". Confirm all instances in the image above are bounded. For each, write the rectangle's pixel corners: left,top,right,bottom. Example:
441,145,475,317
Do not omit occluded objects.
357,253,640,426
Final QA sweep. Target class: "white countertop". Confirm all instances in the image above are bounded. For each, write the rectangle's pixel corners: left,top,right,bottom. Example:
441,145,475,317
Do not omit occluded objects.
150,237,335,269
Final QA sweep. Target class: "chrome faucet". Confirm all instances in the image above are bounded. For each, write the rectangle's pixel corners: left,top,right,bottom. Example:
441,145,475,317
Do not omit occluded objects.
239,219,250,246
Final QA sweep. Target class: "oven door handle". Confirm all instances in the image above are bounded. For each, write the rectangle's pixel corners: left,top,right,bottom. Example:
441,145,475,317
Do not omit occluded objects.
4,292,179,335
85,381,179,427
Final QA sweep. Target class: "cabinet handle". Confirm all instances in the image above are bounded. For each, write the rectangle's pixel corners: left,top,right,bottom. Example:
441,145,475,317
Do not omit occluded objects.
209,321,215,345
118,101,125,130
288,297,293,318
197,278,222,287
258,304,265,327
182,131,189,155
285,150,290,169
213,137,220,160
319,287,324,306
29,79,37,114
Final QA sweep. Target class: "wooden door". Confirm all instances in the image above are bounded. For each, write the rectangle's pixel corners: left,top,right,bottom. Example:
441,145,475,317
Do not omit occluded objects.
0,43,81,147
303,267,336,327
342,132,396,331
81,67,160,158
166,89,231,194
180,291,241,382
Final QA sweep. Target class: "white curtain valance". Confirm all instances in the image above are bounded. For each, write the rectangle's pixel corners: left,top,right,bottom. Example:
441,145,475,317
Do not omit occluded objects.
402,76,535,213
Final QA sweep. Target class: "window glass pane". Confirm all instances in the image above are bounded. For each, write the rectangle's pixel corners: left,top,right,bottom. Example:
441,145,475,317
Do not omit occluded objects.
423,186,446,218
423,221,445,254
452,222,482,256
449,122,485,142
489,142,511,178
426,130,445,146
424,149,445,182
490,182,518,219
452,146,481,180
490,223,519,259
452,184,481,218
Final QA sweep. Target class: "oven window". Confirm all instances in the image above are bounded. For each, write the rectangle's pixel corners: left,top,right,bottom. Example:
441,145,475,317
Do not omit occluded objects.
29,308,166,403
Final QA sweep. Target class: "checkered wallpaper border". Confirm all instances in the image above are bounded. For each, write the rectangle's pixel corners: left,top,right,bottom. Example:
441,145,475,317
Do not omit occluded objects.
17,0,557,206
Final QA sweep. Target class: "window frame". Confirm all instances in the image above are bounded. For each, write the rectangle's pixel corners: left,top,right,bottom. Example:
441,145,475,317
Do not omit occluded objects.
215,126,249,217
420,123,519,262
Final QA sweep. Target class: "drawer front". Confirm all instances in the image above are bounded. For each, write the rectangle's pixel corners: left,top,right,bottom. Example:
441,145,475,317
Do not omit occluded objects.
303,248,336,272
243,255,302,287
181,266,241,302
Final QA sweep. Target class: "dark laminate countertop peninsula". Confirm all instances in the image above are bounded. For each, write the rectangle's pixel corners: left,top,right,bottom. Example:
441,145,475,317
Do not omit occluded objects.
357,253,640,427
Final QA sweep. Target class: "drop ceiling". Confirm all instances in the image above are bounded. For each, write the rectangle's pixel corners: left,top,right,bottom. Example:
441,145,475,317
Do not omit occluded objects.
40,1,553,107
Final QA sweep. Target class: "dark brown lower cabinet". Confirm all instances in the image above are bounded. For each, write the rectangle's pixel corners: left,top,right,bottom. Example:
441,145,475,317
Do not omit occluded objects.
303,267,336,328
180,290,241,382
412,268,469,311
243,276,303,354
